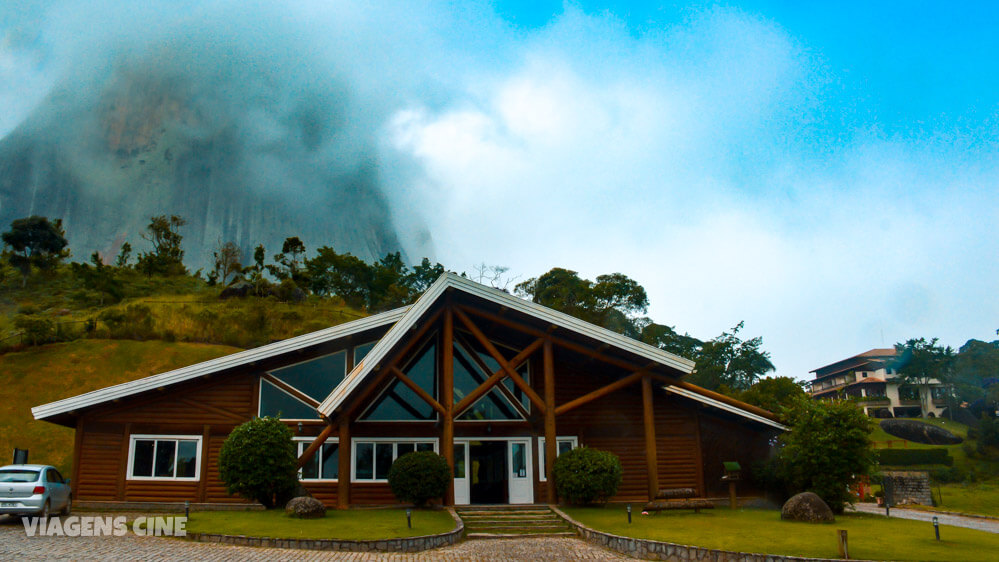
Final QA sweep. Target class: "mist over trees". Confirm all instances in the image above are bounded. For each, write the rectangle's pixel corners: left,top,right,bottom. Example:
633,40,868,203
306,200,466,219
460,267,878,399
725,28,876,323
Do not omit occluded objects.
1,213,781,396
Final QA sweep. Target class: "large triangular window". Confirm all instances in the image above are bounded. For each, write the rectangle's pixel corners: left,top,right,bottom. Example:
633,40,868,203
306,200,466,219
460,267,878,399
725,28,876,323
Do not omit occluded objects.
453,336,528,420
361,337,438,421
258,379,320,420
268,351,347,402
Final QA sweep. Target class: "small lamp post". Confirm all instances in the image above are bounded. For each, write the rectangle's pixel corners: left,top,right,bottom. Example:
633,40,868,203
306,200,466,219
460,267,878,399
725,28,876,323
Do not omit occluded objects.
626,504,632,524
933,516,940,540
406,508,412,529
297,422,303,434
721,461,742,510
185,500,190,519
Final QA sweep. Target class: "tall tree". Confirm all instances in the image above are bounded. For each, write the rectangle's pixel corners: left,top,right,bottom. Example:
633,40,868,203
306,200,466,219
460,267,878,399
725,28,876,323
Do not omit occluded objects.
515,268,648,336
114,242,132,268
2,216,70,286
954,339,999,414
212,240,243,286
136,215,187,276
738,376,808,419
407,258,445,293
270,236,307,284
305,246,372,308
894,337,955,418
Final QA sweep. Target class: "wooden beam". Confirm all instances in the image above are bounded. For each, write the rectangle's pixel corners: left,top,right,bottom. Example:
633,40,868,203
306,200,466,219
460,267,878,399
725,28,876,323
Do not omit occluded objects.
391,366,446,416
554,371,646,416
337,422,350,509
297,423,336,469
543,339,557,503
452,338,545,416
642,375,659,501
441,305,455,506
454,331,530,420
454,307,546,414
261,373,321,409
197,424,211,502
671,380,781,422
116,423,131,501
342,308,444,419
459,305,659,375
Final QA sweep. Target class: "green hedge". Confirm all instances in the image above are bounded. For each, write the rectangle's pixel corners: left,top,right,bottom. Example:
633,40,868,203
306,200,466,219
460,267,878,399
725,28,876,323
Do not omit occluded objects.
876,448,953,467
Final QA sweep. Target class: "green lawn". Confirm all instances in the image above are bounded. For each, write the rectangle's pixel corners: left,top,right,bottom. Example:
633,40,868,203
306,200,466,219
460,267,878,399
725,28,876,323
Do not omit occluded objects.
917,483,999,518
562,506,999,561
185,508,456,540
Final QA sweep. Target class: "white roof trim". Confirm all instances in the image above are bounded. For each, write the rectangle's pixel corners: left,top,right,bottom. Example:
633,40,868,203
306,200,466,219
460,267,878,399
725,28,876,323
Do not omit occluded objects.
319,273,696,417
32,306,410,421
664,385,788,431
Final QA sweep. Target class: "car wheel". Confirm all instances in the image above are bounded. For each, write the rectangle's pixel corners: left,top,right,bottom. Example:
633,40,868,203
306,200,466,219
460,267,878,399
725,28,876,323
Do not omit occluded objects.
61,496,72,516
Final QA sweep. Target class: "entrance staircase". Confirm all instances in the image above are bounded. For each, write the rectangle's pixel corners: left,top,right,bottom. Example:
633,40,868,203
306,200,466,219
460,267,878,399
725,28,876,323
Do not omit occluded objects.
456,505,575,539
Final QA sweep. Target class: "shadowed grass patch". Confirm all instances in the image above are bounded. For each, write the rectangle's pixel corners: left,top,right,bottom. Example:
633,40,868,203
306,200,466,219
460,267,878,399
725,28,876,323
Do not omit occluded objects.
185,508,455,540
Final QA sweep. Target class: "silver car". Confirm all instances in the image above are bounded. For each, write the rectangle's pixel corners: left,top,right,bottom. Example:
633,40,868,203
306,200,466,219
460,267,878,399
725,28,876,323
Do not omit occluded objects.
0,464,72,518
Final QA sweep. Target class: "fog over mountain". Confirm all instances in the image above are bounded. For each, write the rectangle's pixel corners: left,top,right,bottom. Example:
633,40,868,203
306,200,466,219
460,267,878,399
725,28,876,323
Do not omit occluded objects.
0,2,439,267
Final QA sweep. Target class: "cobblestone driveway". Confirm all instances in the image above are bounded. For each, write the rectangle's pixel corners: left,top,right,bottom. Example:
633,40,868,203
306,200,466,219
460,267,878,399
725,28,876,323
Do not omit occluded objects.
0,516,631,561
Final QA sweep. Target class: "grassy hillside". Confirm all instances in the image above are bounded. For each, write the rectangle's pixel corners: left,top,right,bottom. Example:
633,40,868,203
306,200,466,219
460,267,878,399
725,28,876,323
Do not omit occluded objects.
0,339,241,474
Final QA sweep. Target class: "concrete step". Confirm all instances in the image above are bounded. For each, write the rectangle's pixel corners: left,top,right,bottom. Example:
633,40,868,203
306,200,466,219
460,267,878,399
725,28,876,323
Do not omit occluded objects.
465,524,570,531
459,514,561,520
466,531,577,539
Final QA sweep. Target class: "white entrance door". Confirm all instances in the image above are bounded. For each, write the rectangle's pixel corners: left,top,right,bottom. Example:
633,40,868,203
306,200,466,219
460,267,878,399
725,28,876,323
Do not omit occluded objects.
508,439,533,504
454,440,470,505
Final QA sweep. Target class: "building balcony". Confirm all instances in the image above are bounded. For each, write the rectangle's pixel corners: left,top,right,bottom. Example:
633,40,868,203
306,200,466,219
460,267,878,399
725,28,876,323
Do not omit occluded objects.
858,397,891,406
898,399,921,406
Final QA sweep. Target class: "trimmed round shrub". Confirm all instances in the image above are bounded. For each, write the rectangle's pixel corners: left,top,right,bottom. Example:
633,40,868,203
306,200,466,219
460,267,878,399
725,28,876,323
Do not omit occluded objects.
218,416,298,508
387,451,450,507
552,447,622,505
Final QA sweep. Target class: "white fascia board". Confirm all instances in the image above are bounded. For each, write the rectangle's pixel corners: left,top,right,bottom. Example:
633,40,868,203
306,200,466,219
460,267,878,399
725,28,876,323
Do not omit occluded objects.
318,274,451,416
31,306,410,421
318,272,696,417
664,385,787,431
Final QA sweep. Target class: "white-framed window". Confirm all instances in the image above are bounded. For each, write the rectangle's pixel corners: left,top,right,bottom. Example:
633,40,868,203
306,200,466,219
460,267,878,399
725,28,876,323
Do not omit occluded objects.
351,438,437,482
295,438,339,482
127,434,202,481
538,436,578,481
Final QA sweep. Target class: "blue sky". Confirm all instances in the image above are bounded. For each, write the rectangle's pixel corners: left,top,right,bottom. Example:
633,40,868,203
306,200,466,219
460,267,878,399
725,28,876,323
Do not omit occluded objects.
1,1,997,380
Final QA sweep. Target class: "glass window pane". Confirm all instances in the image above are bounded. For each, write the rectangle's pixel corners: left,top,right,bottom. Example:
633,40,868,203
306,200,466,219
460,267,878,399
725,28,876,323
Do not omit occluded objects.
512,443,526,478
362,340,437,421
354,341,377,363
301,443,320,480
320,443,339,480
416,443,434,452
558,440,574,456
375,443,394,480
454,444,466,478
355,443,373,479
259,379,318,420
132,440,155,477
154,440,176,478
270,352,347,402
177,440,198,478
397,443,415,457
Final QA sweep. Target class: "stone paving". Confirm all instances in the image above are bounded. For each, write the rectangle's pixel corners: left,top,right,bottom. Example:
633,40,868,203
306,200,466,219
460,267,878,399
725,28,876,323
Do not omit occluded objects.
850,503,999,534
0,515,631,561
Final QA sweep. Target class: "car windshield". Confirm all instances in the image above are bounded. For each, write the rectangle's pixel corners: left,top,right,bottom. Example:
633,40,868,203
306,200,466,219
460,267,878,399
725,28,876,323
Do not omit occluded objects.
0,469,40,483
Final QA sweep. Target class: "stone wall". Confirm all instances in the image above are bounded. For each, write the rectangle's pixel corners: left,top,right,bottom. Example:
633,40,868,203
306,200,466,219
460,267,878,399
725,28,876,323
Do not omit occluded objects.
883,471,933,506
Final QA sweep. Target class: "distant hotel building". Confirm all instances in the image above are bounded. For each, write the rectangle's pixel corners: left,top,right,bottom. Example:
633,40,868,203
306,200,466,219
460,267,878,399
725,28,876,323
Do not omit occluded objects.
809,348,947,418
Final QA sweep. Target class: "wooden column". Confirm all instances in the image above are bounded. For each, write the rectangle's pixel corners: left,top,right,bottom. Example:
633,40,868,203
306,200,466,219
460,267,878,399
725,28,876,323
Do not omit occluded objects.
543,339,557,504
337,421,351,509
641,376,659,500
197,424,211,502
116,423,132,501
442,305,455,506
71,415,85,493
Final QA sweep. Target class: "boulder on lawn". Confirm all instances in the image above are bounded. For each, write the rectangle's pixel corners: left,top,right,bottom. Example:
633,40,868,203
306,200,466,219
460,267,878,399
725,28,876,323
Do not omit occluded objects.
781,492,835,523
285,496,326,519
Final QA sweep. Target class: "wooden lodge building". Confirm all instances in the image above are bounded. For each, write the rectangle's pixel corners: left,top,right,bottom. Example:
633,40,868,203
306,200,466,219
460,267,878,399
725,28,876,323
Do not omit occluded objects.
32,273,785,508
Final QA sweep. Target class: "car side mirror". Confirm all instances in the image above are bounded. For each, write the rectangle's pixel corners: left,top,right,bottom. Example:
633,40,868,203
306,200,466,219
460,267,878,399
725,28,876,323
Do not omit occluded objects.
65,478,71,484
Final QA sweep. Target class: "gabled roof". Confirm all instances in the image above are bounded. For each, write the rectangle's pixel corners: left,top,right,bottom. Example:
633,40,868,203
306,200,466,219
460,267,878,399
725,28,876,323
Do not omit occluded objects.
665,385,787,431
319,272,696,417
810,348,897,379
32,306,410,422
